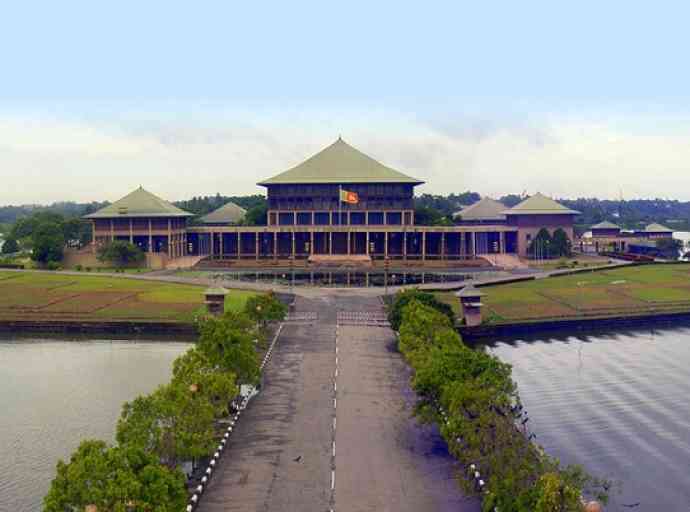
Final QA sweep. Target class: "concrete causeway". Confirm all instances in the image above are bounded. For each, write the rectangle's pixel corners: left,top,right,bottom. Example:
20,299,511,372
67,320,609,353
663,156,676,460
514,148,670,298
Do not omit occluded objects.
197,292,479,512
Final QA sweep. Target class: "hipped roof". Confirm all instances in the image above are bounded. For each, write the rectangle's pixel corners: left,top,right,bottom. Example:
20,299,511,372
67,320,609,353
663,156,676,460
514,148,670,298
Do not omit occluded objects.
84,187,192,218
199,201,247,224
257,138,424,186
503,193,580,216
644,223,673,232
591,221,621,230
456,197,507,221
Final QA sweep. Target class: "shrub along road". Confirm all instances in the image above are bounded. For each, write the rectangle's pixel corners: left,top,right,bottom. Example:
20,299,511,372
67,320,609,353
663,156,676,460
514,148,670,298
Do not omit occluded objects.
197,293,478,512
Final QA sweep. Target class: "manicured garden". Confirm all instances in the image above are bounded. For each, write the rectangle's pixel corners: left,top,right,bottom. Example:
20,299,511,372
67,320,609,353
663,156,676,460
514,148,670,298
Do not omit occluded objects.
0,271,258,323
436,263,690,324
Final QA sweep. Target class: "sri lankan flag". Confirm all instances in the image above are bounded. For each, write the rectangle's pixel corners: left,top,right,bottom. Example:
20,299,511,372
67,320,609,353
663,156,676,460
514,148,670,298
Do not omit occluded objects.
339,188,359,204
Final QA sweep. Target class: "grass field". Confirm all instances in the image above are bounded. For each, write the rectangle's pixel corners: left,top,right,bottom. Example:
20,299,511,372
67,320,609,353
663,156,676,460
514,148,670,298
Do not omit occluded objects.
436,263,690,324
0,271,259,323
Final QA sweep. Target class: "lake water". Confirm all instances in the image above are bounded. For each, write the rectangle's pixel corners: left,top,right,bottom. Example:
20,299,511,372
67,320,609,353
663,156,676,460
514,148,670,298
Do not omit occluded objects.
0,339,191,512
490,325,690,511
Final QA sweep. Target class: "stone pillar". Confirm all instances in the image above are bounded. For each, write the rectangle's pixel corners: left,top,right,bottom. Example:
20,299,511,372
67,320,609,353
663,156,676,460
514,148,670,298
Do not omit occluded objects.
500,232,506,254
403,231,407,260
205,287,228,316
310,231,314,255
129,219,133,244
255,233,259,260
422,231,426,261
329,232,333,255
167,219,172,256
365,211,369,225
147,219,152,253
293,211,297,226
91,221,96,254
366,231,370,255
273,232,278,260
291,231,296,259
347,231,351,255
384,232,389,258
110,219,114,242
219,232,224,259
441,232,446,260
470,232,476,257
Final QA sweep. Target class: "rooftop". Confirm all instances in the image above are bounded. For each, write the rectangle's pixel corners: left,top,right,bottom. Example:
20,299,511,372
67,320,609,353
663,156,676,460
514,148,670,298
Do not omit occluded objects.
84,187,193,219
644,222,673,232
503,193,580,216
199,201,247,224
591,221,621,230
455,197,507,221
257,138,424,186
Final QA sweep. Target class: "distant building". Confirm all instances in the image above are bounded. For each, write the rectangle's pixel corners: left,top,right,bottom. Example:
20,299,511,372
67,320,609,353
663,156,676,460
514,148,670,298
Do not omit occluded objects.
83,139,580,266
502,193,580,257
590,221,622,238
199,202,247,226
84,186,192,259
635,223,673,239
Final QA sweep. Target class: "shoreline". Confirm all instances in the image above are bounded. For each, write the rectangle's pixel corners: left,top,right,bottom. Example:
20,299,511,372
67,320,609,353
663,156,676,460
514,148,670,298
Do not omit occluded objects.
459,309,690,340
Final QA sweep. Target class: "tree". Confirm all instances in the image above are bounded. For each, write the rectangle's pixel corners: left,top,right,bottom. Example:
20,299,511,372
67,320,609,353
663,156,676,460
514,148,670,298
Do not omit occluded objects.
551,228,572,258
44,439,186,512
171,347,238,417
1,237,19,254
244,292,287,330
31,221,65,265
414,206,447,226
242,204,268,226
656,238,683,260
528,228,553,260
97,240,145,268
196,310,261,384
116,382,217,469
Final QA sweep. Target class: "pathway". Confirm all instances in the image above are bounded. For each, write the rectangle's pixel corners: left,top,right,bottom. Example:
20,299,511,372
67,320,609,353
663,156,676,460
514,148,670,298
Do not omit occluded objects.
197,293,479,512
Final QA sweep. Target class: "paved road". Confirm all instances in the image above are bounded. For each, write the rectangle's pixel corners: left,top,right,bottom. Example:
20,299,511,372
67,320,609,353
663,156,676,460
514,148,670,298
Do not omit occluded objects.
198,293,479,512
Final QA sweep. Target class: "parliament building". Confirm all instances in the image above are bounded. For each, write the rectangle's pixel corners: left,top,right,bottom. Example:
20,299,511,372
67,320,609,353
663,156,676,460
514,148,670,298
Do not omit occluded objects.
84,138,579,268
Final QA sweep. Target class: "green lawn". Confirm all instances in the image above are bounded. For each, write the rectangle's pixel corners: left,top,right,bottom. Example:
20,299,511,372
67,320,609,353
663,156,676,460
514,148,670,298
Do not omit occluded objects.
436,263,690,325
0,271,259,323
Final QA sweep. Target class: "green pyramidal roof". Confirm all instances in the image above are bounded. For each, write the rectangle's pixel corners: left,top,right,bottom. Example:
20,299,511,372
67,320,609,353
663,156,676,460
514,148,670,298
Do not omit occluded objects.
84,187,193,219
645,222,673,232
456,197,507,221
503,193,580,216
258,138,424,186
199,201,247,224
591,221,621,230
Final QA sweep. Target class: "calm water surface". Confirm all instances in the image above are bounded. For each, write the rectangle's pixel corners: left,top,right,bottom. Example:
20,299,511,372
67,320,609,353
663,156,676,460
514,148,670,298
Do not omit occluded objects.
490,325,690,511
0,339,191,512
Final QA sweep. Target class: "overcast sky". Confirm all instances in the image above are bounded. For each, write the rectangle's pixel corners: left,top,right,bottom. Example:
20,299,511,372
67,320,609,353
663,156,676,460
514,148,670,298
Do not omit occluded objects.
2,1,690,205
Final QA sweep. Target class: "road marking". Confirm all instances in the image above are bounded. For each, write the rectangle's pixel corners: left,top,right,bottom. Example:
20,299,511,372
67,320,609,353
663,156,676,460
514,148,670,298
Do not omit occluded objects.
334,398,337,409
335,368,338,378
331,470,335,490
335,356,338,366
332,441,336,456
333,417,336,430
334,381,337,392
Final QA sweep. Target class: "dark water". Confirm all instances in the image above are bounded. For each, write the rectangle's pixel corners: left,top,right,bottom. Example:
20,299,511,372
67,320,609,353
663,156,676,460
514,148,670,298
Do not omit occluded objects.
209,269,508,288
490,326,690,511
0,339,190,512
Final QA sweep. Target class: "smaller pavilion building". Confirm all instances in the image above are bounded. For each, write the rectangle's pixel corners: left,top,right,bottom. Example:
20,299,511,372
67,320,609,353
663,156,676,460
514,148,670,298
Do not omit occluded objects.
84,187,193,261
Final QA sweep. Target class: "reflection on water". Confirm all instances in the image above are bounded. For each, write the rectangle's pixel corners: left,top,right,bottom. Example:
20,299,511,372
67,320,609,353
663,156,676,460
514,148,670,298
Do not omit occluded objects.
490,325,690,511
209,269,509,288
0,339,190,512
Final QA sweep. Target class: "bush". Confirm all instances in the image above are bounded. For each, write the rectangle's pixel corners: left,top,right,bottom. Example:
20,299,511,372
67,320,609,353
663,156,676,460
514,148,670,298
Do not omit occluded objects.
388,288,454,331
46,261,60,271
74,264,83,271
97,240,144,268
244,292,287,327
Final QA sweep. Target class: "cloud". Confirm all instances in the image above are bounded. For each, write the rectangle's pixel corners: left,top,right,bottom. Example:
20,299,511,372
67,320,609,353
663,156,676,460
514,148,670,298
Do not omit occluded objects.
1,110,690,205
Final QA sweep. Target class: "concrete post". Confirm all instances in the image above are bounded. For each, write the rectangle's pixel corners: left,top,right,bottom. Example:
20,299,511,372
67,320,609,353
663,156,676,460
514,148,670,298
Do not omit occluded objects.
403,231,407,260
422,231,426,261
329,232,333,255
384,232,389,258
366,231,370,255
273,232,278,260
310,231,314,255
347,231,351,255
470,232,476,257
500,232,506,253
255,233,259,260
291,231,296,259
219,232,224,259
129,219,133,244
110,219,114,242
441,232,446,260
237,232,241,260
